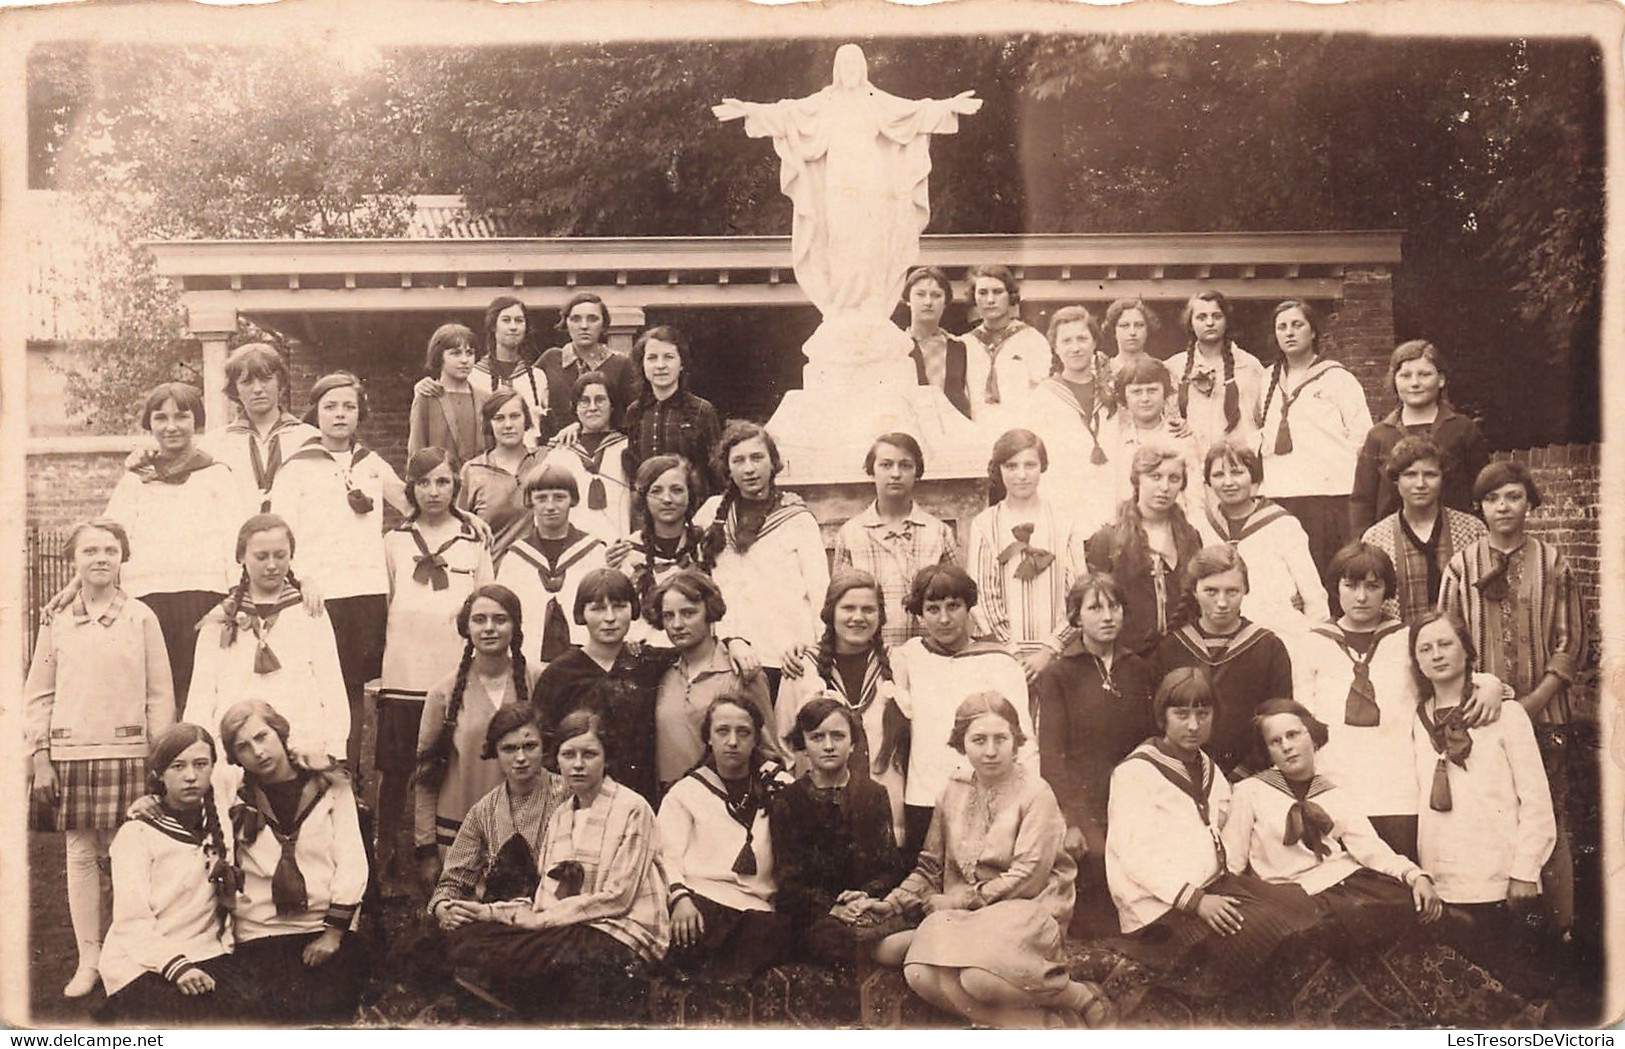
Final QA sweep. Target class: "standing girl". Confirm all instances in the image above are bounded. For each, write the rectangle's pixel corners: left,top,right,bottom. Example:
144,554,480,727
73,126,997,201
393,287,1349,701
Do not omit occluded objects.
541,372,633,542
185,514,350,783
966,428,1086,683
458,391,542,542
902,266,972,418
1025,306,1120,536
623,325,724,497
1166,291,1266,457
1104,297,1162,379
408,323,489,468
609,454,707,638
537,292,641,440
103,382,239,709
1359,436,1488,623
695,421,829,699
413,584,539,892
25,519,176,996
197,342,320,519
1350,340,1489,533
273,371,409,771
376,448,494,882
1255,301,1373,573
1085,445,1205,657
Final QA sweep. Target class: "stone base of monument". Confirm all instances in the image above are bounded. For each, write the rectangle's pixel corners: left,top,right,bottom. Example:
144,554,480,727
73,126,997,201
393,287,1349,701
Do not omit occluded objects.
767,382,987,485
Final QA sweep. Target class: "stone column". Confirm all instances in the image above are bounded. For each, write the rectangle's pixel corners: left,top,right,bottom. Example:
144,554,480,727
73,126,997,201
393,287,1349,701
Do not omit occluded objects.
606,305,647,356
1330,265,1397,418
188,306,239,432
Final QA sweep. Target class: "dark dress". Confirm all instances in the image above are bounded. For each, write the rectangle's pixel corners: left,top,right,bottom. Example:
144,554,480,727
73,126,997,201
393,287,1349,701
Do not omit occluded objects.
1154,621,1294,778
766,773,905,965
536,346,641,441
1349,404,1489,533
533,646,675,803
1084,517,1204,656
623,388,724,501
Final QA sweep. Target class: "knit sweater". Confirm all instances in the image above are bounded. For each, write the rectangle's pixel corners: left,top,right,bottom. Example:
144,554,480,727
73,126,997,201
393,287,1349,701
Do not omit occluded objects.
24,590,175,760
103,461,240,597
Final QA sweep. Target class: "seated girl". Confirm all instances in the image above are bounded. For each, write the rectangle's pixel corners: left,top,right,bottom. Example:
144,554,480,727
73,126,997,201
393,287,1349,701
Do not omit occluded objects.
767,698,905,967
448,710,669,1023
100,724,244,1024
658,694,795,983
219,699,369,1024
857,692,1110,1029
1105,668,1320,1002
1222,699,1442,953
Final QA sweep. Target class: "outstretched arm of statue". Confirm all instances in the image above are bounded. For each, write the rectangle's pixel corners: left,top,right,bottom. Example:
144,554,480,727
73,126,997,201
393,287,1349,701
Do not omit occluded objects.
712,98,755,121
943,90,983,116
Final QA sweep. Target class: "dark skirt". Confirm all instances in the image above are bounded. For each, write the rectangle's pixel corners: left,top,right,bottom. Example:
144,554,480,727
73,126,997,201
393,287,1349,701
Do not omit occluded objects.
664,895,790,984
327,594,388,770
138,590,223,715
32,757,147,832
1312,868,1422,952
231,931,368,1025
449,921,649,1022
1368,815,1420,865
1274,494,1350,577
101,956,256,1026
374,692,426,775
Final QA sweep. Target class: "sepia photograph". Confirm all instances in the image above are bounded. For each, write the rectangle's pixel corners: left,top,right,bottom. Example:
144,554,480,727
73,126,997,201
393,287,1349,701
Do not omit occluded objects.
2,0,1617,1033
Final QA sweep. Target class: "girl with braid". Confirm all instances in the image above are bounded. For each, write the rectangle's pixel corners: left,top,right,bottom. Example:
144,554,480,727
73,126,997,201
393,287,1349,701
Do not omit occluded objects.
1166,291,1265,458
412,584,540,894
1255,301,1373,574
184,514,349,798
606,453,708,641
377,448,494,885
1025,305,1121,536
101,724,247,1024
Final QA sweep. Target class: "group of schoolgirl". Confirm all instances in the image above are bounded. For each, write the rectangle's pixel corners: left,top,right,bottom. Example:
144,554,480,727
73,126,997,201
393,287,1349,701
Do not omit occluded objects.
23,271,1587,1026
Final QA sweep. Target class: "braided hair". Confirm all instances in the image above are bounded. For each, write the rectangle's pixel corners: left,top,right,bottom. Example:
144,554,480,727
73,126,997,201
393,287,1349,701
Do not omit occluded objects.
631,454,705,605
813,572,907,776
1258,300,1322,429
1177,292,1241,434
218,514,301,646
414,584,527,791
700,421,783,570
145,724,239,912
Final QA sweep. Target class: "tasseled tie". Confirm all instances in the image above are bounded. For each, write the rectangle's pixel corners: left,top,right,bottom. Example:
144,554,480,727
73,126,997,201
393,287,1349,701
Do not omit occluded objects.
587,476,607,511
413,552,451,591
1475,549,1512,602
1283,796,1335,859
732,835,758,877
1274,412,1294,455
539,598,572,662
272,833,309,916
998,523,1055,582
1344,662,1381,727
1418,703,1473,812
253,636,282,675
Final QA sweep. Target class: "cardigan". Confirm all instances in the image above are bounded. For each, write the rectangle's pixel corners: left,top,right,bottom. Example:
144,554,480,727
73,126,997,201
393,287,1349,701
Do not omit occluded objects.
428,773,568,913
272,440,404,601
890,637,1038,807
657,766,777,913
232,771,368,942
413,661,546,853
694,491,828,669
408,386,489,468
1362,509,1488,623
103,461,240,597
1439,537,1587,725
381,520,495,696
494,527,609,660
521,778,671,963
1293,621,1419,817
24,589,175,760
833,501,958,647
1105,740,1232,932
965,499,1086,657
1222,769,1424,896
100,810,234,995
1256,359,1374,498
768,773,904,930
1413,681,1556,903
1155,622,1294,777
886,766,1075,928
1195,499,1330,642
197,413,321,519
1165,342,1267,458
1350,405,1490,532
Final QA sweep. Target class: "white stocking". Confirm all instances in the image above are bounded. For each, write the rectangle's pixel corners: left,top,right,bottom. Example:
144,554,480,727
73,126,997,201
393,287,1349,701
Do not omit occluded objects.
64,829,112,964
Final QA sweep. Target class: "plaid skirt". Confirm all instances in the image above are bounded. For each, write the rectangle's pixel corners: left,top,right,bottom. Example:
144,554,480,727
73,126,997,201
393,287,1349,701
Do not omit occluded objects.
31,757,148,832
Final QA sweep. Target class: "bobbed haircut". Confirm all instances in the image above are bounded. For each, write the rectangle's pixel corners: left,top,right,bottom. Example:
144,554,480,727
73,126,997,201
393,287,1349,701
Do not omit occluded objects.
222,343,289,406
573,566,639,625
713,420,783,485
946,691,1027,754
1251,697,1331,761
520,461,580,506
901,265,954,304
571,370,616,415
1114,356,1174,408
1389,339,1448,393
1203,441,1264,486
425,323,477,377
218,699,292,767
481,702,546,760
142,382,207,432
1180,290,1231,339
1153,666,1216,724
1472,460,1543,510
1186,543,1250,596
1046,304,1103,349
633,325,692,383
1407,609,1478,699
786,696,859,753
67,517,131,563
966,263,1020,305
903,563,978,617
234,513,295,563
481,389,534,445
557,291,610,331
1326,541,1398,601
456,583,524,639
699,692,766,745
1065,570,1125,627
647,569,727,628
864,432,925,479
1384,435,1451,483
405,447,463,514
302,371,369,427
987,428,1048,503
555,707,616,764
1104,297,1162,342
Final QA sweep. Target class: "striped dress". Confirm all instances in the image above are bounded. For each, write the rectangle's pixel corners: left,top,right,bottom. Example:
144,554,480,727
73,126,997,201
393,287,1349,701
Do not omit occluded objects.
966,499,1086,659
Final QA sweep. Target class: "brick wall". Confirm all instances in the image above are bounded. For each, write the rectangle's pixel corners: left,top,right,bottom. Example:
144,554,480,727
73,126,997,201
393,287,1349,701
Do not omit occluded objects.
26,449,131,533
1327,265,1398,413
